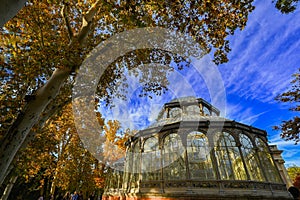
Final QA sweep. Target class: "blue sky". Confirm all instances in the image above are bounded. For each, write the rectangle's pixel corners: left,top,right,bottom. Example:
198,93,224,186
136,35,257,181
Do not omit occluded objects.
220,0,300,167
99,1,299,167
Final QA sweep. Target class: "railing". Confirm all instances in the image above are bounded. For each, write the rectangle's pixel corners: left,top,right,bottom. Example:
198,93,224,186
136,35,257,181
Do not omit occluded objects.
139,179,287,192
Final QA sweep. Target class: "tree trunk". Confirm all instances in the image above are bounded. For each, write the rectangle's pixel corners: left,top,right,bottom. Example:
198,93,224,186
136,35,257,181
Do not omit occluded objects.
0,68,71,186
0,0,101,186
0,0,27,27
0,176,18,200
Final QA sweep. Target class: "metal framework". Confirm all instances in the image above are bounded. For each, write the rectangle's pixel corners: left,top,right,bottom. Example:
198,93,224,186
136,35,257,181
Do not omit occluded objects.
103,97,292,200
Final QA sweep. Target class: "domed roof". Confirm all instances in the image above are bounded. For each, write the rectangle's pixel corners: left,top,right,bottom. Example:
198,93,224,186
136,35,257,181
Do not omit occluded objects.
148,96,224,128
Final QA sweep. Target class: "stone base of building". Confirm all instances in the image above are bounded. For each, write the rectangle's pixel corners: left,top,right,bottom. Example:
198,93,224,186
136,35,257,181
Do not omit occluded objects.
102,189,293,200
102,180,293,200
102,194,293,200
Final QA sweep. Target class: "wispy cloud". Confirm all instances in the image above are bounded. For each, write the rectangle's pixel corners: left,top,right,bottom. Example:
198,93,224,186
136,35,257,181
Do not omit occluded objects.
220,1,300,166
225,102,270,125
96,0,299,167
220,1,300,103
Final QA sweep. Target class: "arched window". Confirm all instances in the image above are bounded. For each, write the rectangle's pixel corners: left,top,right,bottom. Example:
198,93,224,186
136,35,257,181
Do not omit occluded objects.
169,107,182,118
142,137,160,181
187,131,215,179
214,132,247,180
131,142,141,189
239,134,265,181
255,138,282,183
203,106,211,116
186,105,200,116
163,133,185,180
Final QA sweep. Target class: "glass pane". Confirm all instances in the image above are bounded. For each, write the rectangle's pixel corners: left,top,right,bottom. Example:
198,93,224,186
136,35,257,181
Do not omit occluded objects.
255,138,282,183
110,169,118,188
141,137,161,181
169,107,182,118
187,131,215,180
239,134,265,181
163,156,186,180
133,142,141,187
203,106,210,116
186,105,200,116
214,132,247,180
124,142,141,190
211,111,217,116
163,134,185,180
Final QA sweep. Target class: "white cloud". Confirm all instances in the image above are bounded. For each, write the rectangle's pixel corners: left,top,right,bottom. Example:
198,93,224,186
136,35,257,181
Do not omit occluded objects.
225,102,269,125
96,1,299,165
220,1,300,103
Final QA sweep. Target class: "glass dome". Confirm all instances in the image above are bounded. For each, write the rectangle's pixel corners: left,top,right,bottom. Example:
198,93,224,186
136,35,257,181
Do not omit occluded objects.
103,97,292,200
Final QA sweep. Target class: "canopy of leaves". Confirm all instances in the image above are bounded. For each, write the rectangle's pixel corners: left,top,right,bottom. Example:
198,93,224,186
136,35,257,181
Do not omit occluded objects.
0,0,256,134
274,69,300,144
287,165,300,182
4,102,130,199
294,175,300,189
0,0,256,193
273,0,299,13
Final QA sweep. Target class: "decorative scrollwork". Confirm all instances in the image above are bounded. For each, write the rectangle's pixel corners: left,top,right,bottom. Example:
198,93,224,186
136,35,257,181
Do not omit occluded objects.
165,181,187,188
253,182,268,190
222,181,251,189
271,183,287,191
190,180,218,188
140,181,161,188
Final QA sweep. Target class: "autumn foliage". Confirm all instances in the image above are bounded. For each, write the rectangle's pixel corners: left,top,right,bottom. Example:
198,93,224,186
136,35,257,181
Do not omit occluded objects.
1,0,258,198
274,69,300,144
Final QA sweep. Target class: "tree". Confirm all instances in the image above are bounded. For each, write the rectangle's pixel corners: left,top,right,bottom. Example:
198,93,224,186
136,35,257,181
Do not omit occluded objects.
274,69,300,144
272,0,300,145
0,0,256,185
103,120,131,165
287,165,300,198
294,175,300,189
273,0,299,13
1,103,112,199
287,165,300,182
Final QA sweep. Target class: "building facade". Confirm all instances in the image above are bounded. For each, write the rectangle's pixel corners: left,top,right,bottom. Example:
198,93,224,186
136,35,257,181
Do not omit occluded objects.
103,97,293,200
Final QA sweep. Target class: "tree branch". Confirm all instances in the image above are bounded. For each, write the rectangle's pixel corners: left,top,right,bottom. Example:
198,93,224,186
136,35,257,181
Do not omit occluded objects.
61,3,73,41
76,0,102,46
0,0,102,186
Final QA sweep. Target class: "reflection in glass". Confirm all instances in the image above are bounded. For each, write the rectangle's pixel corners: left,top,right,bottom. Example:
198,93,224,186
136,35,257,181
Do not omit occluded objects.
239,134,265,181
255,138,282,183
214,132,247,180
203,106,211,116
186,105,200,116
169,107,182,118
163,134,185,180
187,132,215,179
142,137,160,181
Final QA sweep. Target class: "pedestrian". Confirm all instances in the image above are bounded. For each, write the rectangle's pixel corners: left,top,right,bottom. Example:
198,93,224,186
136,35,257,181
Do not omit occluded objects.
77,191,83,200
88,191,95,200
63,191,71,200
71,191,78,200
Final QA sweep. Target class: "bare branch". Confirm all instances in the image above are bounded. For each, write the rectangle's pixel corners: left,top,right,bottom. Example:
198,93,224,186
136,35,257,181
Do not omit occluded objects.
76,0,102,46
61,3,73,41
